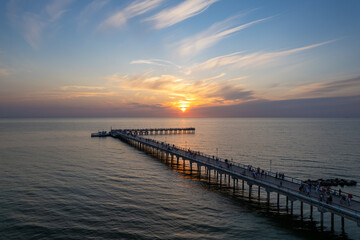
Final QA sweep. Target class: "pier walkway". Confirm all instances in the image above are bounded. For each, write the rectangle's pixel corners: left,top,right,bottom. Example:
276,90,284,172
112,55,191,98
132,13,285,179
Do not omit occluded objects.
119,127,194,135
108,128,360,230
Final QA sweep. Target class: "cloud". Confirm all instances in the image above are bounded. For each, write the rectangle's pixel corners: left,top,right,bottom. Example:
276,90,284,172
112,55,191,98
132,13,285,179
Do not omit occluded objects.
7,0,74,48
60,85,106,92
45,0,74,22
207,85,253,101
146,0,217,29
176,16,271,56
128,102,169,110
306,76,360,95
52,85,113,98
100,0,162,29
110,73,255,109
285,76,360,99
130,59,181,69
0,99,176,118
192,95,360,117
21,13,46,49
187,41,333,74
0,68,10,77
0,61,10,77
2,94,359,118
123,74,184,91
77,0,110,26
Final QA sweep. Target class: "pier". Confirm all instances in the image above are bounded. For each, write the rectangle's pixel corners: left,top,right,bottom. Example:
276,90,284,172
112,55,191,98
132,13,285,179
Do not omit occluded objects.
103,128,360,231
120,127,195,135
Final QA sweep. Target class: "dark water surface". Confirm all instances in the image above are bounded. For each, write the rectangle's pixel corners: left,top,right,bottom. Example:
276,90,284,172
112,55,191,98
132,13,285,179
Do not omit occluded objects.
0,118,359,239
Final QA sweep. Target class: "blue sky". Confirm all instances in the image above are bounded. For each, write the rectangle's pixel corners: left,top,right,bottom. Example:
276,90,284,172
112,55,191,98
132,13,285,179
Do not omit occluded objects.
1,0,360,117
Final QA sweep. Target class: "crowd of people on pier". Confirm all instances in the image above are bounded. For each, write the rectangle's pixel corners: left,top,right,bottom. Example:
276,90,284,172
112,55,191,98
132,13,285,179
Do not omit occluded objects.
298,182,353,206
246,165,286,180
243,161,355,208
120,130,356,209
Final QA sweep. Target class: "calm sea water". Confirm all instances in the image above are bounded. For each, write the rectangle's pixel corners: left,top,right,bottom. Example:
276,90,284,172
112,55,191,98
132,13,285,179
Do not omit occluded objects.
0,118,359,239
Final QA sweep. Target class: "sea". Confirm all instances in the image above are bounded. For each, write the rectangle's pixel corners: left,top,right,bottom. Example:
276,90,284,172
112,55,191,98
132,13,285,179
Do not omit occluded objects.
0,118,359,240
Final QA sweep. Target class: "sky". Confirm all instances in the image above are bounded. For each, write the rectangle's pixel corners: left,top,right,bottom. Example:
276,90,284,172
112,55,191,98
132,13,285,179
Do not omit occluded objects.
0,0,360,117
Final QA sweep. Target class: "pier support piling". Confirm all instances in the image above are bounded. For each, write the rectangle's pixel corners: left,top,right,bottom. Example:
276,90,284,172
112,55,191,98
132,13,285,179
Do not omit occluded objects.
286,196,289,212
320,212,324,230
109,127,360,234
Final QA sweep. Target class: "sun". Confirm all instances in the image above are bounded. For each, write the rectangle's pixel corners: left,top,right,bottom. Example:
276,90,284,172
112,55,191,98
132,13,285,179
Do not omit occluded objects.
172,100,191,113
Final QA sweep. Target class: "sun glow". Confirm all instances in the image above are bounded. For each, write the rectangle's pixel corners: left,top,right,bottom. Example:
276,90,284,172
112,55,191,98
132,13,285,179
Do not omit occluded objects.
177,101,190,113
169,98,196,113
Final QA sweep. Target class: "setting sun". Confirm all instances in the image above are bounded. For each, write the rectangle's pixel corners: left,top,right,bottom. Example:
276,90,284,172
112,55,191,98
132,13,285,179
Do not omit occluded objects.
173,100,191,113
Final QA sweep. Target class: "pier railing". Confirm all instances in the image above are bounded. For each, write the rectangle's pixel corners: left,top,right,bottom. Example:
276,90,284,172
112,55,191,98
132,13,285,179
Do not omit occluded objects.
110,129,360,219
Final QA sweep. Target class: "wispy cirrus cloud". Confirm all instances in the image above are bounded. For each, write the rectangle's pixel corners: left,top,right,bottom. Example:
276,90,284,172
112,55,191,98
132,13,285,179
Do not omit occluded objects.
99,0,162,29
130,58,182,69
146,0,218,29
176,15,271,56
284,76,360,99
77,0,110,26
45,0,74,22
7,0,74,48
187,40,333,74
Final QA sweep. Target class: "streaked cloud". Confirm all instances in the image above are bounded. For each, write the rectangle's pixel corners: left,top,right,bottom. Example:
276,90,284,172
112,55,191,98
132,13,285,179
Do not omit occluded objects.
6,0,74,48
27,85,114,99
45,0,74,22
146,0,218,29
109,73,255,110
100,0,162,29
77,0,110,26
192,95,360,117
177,16,271,56
285,76,360,99
60,85,107,92
21,13,46,49
311,76,360,95
188,41,333,74
130,59,182,69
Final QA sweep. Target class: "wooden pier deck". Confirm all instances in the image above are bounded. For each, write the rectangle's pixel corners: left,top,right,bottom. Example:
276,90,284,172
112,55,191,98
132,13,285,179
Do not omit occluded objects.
108,128,360,230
